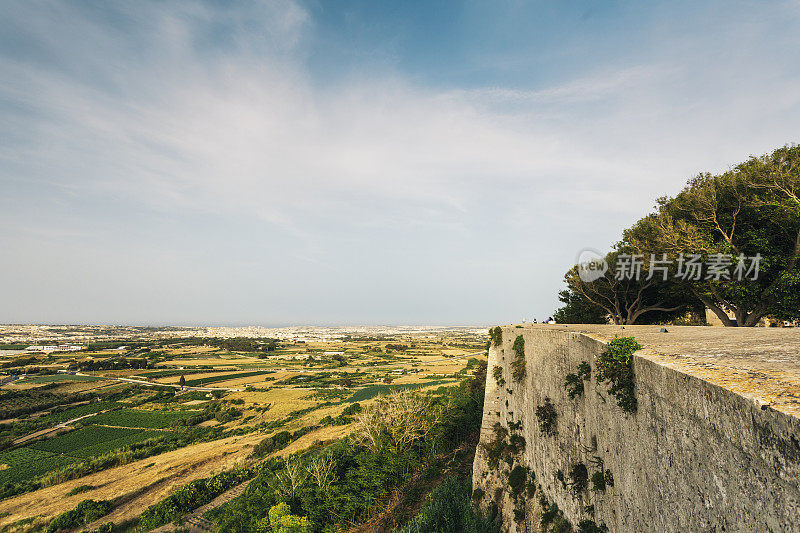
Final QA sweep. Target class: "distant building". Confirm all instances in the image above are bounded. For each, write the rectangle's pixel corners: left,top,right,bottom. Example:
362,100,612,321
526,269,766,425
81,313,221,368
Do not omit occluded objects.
26,344,85,353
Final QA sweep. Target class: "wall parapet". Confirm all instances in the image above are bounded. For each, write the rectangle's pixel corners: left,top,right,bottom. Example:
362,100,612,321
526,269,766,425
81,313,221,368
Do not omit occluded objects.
473,324,800,532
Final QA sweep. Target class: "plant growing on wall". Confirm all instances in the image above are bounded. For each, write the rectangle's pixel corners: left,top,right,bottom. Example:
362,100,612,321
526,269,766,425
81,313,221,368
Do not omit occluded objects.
490,327,503,347
535,397,557,434
564,361,592,399
540,493,572,532
511,335,526,381
590,471,606,492
577,519,609,533
509,465,528,496
508,434,526,455
568,463,588,495
596,336,642,414
492,366,505,387
485,423,509,469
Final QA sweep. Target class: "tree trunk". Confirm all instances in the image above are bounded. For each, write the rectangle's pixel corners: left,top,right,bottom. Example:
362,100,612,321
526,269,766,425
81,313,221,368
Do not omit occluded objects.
692,289,737,326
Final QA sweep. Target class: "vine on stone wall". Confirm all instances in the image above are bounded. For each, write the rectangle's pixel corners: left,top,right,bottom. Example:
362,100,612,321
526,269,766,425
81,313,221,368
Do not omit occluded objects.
535,397,557,434
490,326,503,347
564,361,592,399
492,365,505,387
511,335,526,381
596,336,642,414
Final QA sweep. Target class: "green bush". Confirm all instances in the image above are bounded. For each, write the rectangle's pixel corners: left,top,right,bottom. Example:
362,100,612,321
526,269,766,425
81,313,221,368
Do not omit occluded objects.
492,366,505,387
394,477,499,533
568,463,588,495
577,519,609,532
535,398,557,434
46,499,112,532
596,337,642,413
540,493,572,532
136,467,253,530
590,470,605,491
489,327,503,347
511,336,526,381
564,361,592,399
252,430,293,457
508,466,527,497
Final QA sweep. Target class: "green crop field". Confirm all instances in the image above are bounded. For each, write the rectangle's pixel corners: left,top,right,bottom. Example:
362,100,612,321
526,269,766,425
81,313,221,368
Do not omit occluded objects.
0,448,77,485
345,380,455,403
30,425,148,455
40,401,118,424
70,428,164,458
182,371,270,387
89,409,198,428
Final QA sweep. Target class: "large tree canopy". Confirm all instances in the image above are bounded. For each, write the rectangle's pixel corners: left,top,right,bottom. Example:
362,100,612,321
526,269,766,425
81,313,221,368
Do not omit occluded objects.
624,145,800,326
555,144,800,326
560,250,699,325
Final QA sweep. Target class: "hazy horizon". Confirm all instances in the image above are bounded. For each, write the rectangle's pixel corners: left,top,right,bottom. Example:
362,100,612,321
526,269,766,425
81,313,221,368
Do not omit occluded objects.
3,1,800,325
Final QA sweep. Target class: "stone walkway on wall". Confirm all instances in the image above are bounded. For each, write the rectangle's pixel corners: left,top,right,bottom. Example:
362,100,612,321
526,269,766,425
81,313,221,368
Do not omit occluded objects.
536,324,800,416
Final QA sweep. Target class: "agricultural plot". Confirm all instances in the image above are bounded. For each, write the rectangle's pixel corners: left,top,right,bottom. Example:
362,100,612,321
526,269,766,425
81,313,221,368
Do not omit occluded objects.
40,401,117,424
22,374,108,384
182,371,270,387
0,448,77,485
135,369,218,379
345,380,456,403
30,425,152,455
89,408,199,428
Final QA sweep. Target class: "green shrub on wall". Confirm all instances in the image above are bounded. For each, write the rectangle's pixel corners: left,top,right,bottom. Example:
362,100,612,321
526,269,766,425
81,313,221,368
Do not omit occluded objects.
490,327,503,347
564,361,592,399
596,336,641,414
492,366,505,387
535,397,557,434
511,335,526,381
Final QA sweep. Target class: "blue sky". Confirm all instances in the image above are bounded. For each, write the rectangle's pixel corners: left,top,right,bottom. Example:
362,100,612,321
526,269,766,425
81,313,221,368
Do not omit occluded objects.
1,0,799,326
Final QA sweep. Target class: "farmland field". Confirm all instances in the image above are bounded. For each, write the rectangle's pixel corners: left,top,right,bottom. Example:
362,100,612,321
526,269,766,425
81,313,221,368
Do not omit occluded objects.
30,425,162,457
22,374,109,384
89,409,199,428
345,379,456,402
181,371,271,387
39,401,117,424
0,325,488,531
0,448,77,485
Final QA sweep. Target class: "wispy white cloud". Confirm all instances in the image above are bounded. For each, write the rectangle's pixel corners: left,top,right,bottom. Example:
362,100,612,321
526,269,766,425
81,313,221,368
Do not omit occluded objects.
1,0,800,324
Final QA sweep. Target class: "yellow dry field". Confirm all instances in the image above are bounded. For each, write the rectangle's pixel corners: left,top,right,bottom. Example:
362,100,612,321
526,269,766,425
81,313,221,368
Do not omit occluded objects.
47,382,119,395
153,371,232,384
165,346,219,356
2,382,47,390
275,423,355,457
440,348,473,356
209,374,277,388
156,356,262,366
0,431,265,529
227,389,316,420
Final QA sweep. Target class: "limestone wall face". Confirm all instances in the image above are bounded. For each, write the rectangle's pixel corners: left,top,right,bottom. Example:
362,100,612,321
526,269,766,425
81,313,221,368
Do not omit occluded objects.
472,326,800,532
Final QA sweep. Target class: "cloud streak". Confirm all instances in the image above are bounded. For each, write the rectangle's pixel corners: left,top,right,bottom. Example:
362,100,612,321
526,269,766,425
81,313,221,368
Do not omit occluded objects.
1,0,800,324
